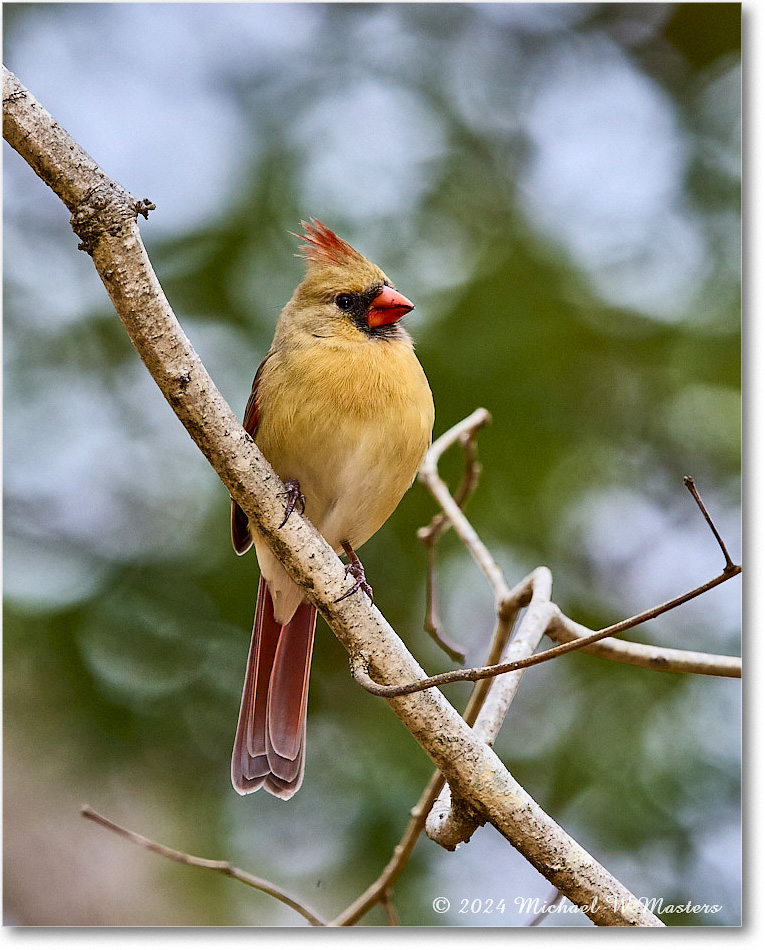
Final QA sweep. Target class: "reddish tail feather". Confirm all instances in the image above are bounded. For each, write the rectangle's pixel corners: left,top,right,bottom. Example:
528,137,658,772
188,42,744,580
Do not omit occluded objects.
232,576,317,799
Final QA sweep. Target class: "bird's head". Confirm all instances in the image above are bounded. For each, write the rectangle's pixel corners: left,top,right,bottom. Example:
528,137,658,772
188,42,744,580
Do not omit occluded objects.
279,220,414,344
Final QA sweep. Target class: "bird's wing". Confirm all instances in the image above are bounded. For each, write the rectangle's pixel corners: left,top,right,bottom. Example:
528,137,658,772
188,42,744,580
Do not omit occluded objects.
231,352,271,554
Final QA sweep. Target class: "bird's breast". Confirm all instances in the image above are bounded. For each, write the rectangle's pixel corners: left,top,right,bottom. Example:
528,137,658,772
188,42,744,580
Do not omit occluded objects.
254,338,434,552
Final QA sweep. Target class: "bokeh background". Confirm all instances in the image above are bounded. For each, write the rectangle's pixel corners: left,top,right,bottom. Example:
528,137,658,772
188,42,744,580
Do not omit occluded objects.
4,2,741,928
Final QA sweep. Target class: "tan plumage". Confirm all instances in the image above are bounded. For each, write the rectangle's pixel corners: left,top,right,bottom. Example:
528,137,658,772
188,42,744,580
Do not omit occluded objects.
231,221,434,798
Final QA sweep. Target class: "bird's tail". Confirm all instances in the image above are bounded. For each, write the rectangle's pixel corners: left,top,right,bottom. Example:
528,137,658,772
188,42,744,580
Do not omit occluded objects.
231,575,316,799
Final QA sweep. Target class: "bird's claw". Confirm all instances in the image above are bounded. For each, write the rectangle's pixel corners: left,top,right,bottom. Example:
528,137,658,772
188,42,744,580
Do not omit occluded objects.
335,542,374,604
279,478,306,528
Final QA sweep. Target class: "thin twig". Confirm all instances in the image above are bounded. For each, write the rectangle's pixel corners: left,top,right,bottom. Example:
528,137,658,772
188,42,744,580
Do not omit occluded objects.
331,771,447,925
422,473,742,845
417,415,742,684
351,564,741,698
80,806,328,927
468,571,554,742
422,539,466,662
418,411,491,546
684,475,736,570
456,570,537,725
418,425,486,546
417,414,489,662
418,408,510,601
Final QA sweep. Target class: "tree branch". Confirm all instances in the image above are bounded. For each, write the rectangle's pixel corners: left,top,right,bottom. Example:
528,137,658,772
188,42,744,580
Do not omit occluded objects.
415,408,741,681
80,806,327,926
425,568,553,849
417,410,488,661
350,563,741,698
412,410,741,848
545,609,742,677
4,66,667,925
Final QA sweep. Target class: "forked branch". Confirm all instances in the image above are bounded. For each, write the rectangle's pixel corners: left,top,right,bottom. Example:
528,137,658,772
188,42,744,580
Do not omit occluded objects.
350,562,740,698
352,425,740,701
410,412,741,850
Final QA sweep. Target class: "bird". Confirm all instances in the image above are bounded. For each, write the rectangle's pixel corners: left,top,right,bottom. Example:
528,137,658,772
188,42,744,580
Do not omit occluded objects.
230,220,435,798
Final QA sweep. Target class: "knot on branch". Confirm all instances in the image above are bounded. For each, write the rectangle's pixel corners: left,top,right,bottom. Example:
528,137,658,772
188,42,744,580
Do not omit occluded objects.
425,788,484,851
134,197,156,219
70,181,139,254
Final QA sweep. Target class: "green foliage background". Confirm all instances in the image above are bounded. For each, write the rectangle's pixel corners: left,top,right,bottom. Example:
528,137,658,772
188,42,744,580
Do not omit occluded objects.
4,2,740,927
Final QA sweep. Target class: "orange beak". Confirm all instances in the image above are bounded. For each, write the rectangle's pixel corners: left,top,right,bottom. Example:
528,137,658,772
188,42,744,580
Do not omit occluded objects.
367,286,415,329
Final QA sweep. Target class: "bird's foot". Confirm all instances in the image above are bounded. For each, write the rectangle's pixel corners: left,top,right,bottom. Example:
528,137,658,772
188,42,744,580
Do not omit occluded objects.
335,541,374,604
278,478,306,528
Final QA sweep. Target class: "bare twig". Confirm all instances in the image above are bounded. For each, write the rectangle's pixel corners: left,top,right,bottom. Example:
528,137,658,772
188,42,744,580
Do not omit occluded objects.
457,570,537,720
417,414,489,548
545,610,741,677
419,409,510,601
332,771,447,925
684,475,736,571
422,535,467,662
421,472,741,849
413,432,741,848
461,570,553,744
417,414,741,678
417,415,488,662
80,806,328,926
351,562,740,699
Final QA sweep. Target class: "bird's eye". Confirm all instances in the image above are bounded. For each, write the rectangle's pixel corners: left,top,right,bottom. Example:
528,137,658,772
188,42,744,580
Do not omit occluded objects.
335,293,355,312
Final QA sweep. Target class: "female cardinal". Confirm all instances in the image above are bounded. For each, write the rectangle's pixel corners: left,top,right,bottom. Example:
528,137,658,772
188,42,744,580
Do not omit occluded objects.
231,220,434,798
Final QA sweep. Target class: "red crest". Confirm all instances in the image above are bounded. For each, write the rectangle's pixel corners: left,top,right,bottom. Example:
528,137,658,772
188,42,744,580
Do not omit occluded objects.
293,219,361,267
